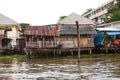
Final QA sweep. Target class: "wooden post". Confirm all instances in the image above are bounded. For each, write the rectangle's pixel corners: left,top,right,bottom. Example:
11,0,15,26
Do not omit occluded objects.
76,21,80,64
71,49,73,55
0,40,2,49
25,35,27,48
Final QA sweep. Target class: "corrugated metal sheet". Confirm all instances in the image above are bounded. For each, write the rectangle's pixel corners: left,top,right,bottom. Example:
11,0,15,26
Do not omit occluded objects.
96,27,120,31
106,31,120,35
24,24,96,36
59,24,96,35
24,25,59,36
0,13,19,26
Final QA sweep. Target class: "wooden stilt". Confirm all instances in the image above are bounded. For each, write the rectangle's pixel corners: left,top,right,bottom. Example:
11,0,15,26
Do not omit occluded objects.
25,49,29,58
53,49,56,57
46,51,49,58
89,48,92,54
106,47,108,54
29,49,32,59
56,49,59,57
59,48,62,55
71,49,73,55
25,49,30,59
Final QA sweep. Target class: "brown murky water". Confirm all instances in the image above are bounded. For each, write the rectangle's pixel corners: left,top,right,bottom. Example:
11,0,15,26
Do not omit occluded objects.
0,54,120,80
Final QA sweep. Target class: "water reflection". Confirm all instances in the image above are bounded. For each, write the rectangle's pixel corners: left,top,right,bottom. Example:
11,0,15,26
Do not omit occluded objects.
0,55,119,79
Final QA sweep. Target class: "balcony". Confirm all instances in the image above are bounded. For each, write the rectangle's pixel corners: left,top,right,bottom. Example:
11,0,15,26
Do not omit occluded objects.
26,41,59,49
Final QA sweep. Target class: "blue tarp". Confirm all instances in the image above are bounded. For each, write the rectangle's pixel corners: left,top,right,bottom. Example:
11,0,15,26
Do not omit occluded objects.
94,31,120,46
94,32,104,46
94,27,120,46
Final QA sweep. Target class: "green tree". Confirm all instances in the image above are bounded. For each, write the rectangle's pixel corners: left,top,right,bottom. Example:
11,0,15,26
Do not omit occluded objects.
82,8,93,16
105,0,120,23
58,16,67,21
19,23,30,34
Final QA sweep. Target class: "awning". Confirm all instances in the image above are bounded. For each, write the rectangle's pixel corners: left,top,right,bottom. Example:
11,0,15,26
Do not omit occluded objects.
96,28,120,31
106,31,120,35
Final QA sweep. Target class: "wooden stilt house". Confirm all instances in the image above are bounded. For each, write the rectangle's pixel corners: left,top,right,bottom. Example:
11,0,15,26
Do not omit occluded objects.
24,25,59,49
56,24,96,49
0,28,12,53
23,13,97,55
57,13,96,51
0,13,21,48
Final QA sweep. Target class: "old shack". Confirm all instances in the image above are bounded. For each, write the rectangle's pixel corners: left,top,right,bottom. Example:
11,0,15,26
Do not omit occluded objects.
24,25,59,49
94,27,120,53
23,13,97,55
57,13,96,52
0,13,21,48
57,24,96,49
0,28,12,53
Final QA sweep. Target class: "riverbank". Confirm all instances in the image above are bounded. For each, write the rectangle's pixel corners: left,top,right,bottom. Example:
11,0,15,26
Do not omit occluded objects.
0,53,118,59
0,54,25,59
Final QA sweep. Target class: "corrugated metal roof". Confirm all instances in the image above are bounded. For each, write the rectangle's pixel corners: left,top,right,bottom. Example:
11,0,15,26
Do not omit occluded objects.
96,27,120,31
0,13,19,26
106,31,120,35
24,25,59,36
59,24,96,35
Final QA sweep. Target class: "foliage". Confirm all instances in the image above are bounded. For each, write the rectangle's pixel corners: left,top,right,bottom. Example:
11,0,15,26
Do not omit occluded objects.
0,54,24,59
19,23,30,34
82,8,93,16
58,16,67,21
105,0,120,23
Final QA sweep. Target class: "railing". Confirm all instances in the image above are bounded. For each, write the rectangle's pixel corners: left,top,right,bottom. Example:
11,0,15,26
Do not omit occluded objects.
26,40,95,49
26,42,39,48
26,41,60,48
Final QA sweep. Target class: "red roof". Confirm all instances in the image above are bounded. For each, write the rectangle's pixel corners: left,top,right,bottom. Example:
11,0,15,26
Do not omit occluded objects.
24,25,59,36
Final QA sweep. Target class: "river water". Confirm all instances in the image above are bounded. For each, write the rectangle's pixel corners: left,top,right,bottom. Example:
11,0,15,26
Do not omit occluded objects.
0,54,120,80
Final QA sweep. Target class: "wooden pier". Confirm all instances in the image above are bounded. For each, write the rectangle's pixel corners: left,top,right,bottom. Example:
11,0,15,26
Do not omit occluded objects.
24,41,94,58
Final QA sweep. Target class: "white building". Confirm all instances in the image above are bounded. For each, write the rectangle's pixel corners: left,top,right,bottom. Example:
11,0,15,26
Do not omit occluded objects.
0,13,21,47
97,21,120,28
83,0,117,25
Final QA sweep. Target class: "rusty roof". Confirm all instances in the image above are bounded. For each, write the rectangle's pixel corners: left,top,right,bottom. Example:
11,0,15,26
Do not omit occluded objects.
24,25,59,36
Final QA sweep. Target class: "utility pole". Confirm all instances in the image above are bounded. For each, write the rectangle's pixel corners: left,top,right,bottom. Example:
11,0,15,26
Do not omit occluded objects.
76,21,80,64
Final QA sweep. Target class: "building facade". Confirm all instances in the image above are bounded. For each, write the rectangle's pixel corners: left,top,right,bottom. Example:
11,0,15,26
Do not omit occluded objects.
24,13,96,50
84,0,117,25
0,13,21,47
97,21,120,28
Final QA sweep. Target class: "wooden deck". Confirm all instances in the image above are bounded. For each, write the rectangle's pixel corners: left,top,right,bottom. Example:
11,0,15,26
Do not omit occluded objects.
26,41,59,49
24,41,120,58
24,47,94,59
24,41,97,58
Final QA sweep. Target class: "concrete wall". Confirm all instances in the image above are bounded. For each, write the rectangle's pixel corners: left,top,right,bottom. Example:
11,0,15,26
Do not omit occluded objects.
84,0,117,24
97,21,120,29
7,26,20,47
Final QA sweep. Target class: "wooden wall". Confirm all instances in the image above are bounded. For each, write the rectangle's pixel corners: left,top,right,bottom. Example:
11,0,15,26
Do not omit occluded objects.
55,35,94,48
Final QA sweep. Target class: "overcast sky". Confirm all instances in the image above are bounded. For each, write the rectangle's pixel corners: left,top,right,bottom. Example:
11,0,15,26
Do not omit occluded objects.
0,0,109,25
